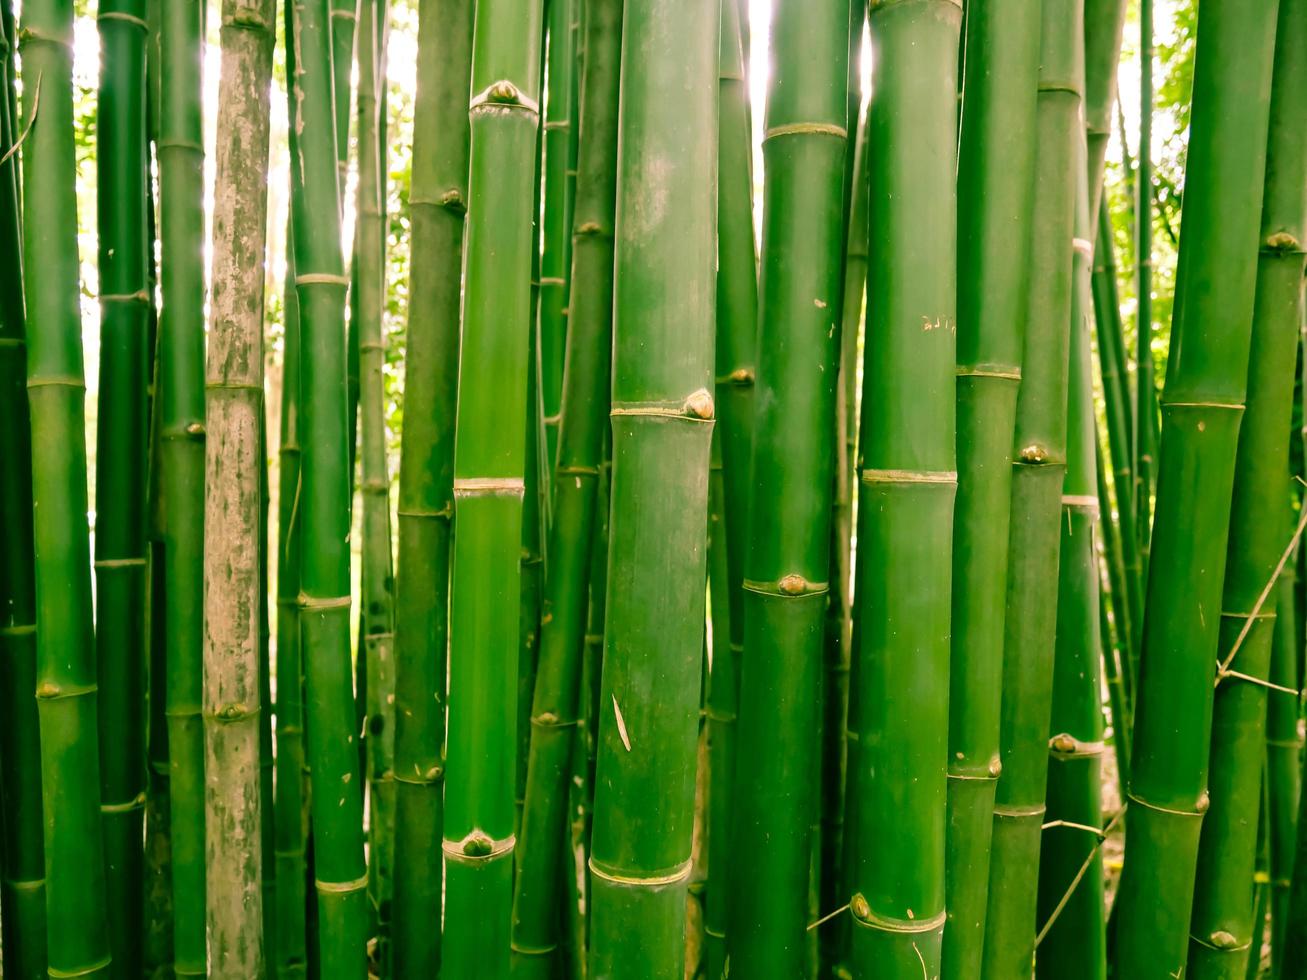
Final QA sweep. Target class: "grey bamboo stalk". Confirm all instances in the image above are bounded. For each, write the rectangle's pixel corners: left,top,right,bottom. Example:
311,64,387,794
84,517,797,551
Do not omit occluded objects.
202,0,275,972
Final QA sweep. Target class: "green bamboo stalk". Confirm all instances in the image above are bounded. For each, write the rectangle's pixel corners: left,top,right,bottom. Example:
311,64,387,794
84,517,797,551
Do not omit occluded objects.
1269,566,1302,978
259,412,277,977
1134,0,1157,563
704,428,735,979
19,0,113,971
141,8,176,971
942,1,1041,976
517,271,544,843
203,0,276,971
353,0,395,967
389,0,472,971
288,0,369,971
511,0,621,971
704,2,755,966
95,0,150,972
0,5,45,972
441,0,545,973
846,0,959,974
274,222,308,980
1111,0,1281,973
538,0,577,474
1093,436,1133,766
726,0,847,973
157,0,209,972
1090,201,1142,678
980,1,1082,974
1191,30,1301,961
820,90,867,980
1081,0,1126,220
330,0,353,195
586,0,717,973
1033,145,1106,980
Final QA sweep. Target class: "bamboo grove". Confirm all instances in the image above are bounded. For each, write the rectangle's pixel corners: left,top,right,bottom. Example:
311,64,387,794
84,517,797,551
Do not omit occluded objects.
0,0,1306,977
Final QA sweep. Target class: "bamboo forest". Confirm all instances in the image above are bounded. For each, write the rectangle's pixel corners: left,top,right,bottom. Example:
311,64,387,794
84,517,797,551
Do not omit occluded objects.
1,0,1306,976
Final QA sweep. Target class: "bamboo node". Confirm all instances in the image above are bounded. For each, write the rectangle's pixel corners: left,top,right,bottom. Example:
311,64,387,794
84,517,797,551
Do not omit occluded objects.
1050,733,1076,753
1018,444,1047,463
684,389,715,420
1266,231,1301,252
988,754,1002,777
186,421,206,437
727,367,755,386
1208,931,1241,950
216,701,252,722
439,188,466,212
463,831,493,857
850,894,871,921
778,574,808,596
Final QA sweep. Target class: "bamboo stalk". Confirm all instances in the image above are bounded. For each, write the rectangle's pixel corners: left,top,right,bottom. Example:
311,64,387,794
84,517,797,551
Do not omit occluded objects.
704,3,755,969
94,0,150,971
1033,139,1106,980
1111,0,1281,973
0,0,45,969
1082,0,1127,219
847,0,959,974
538,0,578,474
1268,565,1302,978
353,0,395,968
586,0,717,972
389,0,473,971
1093,436,1133,766
942,1,1041,975
1134,0,1157,563
288,0,369,971
981,1,1083,973
157,0,209,971
441,0,545,973
727,0,847,971
511,0,622,971
19,0,114,970
203,0,276,971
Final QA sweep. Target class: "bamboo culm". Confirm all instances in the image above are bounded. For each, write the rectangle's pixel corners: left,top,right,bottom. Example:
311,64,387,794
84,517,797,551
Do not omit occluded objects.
202,0,276,972
1112,0,1280,973
157,0,209,972
586,0,718,973
20,0,114,971
725,0,847,972
441,0,545,973
511,0,622,972
389,0,474,969
288,0,370,970
1188,0,1306,972
941,0,1041,974
846,0,959,974
0,0,45,968
980,1,1082,973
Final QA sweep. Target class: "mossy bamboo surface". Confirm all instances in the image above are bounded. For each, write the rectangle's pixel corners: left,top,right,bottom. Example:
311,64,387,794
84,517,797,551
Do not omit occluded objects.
980,2,1082,974
94,1,150,972
1112,0,1280,973
1268,566,1302,977
19,0,113,972
725,0,846,973
1033,150,1105,980
288,0,369,971
157,0,208,972
389,0,472,973
942,2,1041,975
704,3,754,969
203,0,276,971
847,0,959,974
0,5,45,970
538,0,577,474
586,0,717,973
441,0,544,973
354,0,395,965
511,0,621,971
